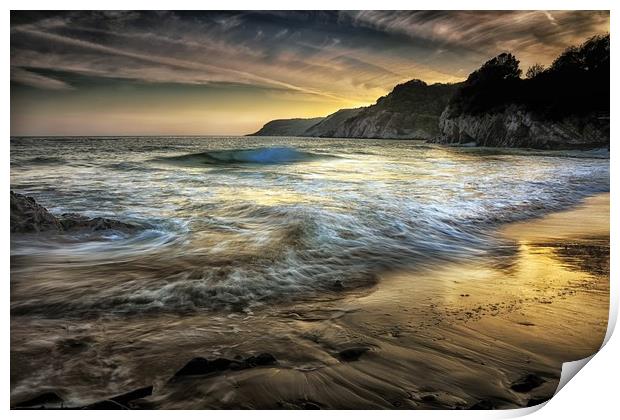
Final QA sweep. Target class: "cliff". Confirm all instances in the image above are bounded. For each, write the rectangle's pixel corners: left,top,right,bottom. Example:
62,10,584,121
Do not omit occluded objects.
303,108,362,137
250,80,458,140
434,35,610,149
250,34,609,149
249,117,324,136
438,105,609,149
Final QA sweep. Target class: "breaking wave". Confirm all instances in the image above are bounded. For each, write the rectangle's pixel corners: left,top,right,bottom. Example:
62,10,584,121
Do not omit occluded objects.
156,147,333,166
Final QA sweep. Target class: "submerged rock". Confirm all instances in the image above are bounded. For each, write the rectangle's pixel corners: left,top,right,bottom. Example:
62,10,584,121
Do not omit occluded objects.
337,347,369,362
82,385,153,409
13,391,64,409
510,373,545,393
10,191,139,234
245,353,277,367
172,353,278,379
59,213,137,232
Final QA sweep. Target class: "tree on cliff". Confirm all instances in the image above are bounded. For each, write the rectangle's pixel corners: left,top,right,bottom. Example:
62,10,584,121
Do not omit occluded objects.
448,52,522,115
525,63,545,79
447,34,609,119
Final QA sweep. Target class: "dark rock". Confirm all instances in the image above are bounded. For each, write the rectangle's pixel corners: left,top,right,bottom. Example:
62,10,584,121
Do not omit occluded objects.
510,373,545,393
13,391,64,408
469,399,496,410
245,352,277,367
109,385,153,406
10,191,62,233
173,357,212,377
337,347,369,362
421,394,437,402
59,213,138,232
79,385,153,409
332,280,344,290
56,337,92,353
526,397,549,407
10,191,139,234
172,353,278,379
83,400,129,410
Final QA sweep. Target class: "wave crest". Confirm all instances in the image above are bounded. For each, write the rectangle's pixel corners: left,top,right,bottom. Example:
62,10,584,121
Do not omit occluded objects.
157,147,331,166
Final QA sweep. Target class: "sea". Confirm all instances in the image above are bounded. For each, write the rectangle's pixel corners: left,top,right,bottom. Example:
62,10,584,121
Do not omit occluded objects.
10,136,609,316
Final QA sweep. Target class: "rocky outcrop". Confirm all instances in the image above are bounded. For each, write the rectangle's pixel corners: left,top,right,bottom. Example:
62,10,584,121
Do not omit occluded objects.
11,191,139,234
322,80,457,140
434,35,609,149
436,105,610,149
11,191,62,232
303,108,362,137
250,80,458,140
58,213,138,232
171,353,277,380
249,117,324,136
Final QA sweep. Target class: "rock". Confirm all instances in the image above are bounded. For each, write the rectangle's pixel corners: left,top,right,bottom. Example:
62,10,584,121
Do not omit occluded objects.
510,373,545,393
434,104,609,149
81,386,153,410
173,357,212,377
245,352,277,367
526,397,549,407
83,400,129,410
109,385,153,406
337,347,369,362
172,353,278,379
331,280,344,290
59,213,138,232
10,191,62,233
13,391,64,409
421,394,437,402
469,399,496,410
10,191,139,234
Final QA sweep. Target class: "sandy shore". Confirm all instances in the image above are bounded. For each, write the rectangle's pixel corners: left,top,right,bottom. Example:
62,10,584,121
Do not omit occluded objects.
11,194,609,409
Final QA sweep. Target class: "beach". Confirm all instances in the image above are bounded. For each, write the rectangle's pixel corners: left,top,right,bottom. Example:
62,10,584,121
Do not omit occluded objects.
11,190,609,409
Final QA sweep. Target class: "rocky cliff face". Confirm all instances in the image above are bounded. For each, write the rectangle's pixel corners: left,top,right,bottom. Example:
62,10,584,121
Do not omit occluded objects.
249,117,324,136
251,80,457,140
434,35,609,149
436,105,610,149
325,80,456,140
303,108,362,137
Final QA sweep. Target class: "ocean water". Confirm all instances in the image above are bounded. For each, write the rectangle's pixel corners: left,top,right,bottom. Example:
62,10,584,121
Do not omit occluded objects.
10,136,610,316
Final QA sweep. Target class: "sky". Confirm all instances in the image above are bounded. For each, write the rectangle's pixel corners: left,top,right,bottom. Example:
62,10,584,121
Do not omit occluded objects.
10,10,610,136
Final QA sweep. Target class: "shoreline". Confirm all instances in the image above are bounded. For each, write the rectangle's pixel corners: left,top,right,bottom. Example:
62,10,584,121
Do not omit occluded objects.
10,193,610,409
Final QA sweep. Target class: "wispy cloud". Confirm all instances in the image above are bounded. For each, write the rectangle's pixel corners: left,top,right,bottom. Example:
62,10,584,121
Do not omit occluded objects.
10,10,610,135
11,67,74,90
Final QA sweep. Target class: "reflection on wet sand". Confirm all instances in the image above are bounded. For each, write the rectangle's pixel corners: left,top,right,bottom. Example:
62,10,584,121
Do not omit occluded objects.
11,194,609,409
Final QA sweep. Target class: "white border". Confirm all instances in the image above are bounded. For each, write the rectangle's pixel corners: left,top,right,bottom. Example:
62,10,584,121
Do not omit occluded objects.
3,1,617,419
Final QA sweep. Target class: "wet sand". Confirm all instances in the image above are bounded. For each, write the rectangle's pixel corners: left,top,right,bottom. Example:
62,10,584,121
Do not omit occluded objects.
11,194,609,409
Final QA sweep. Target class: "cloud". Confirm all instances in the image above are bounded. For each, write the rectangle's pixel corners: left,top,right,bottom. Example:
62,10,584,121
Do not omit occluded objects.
11,11,610,104
11,67,73,90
